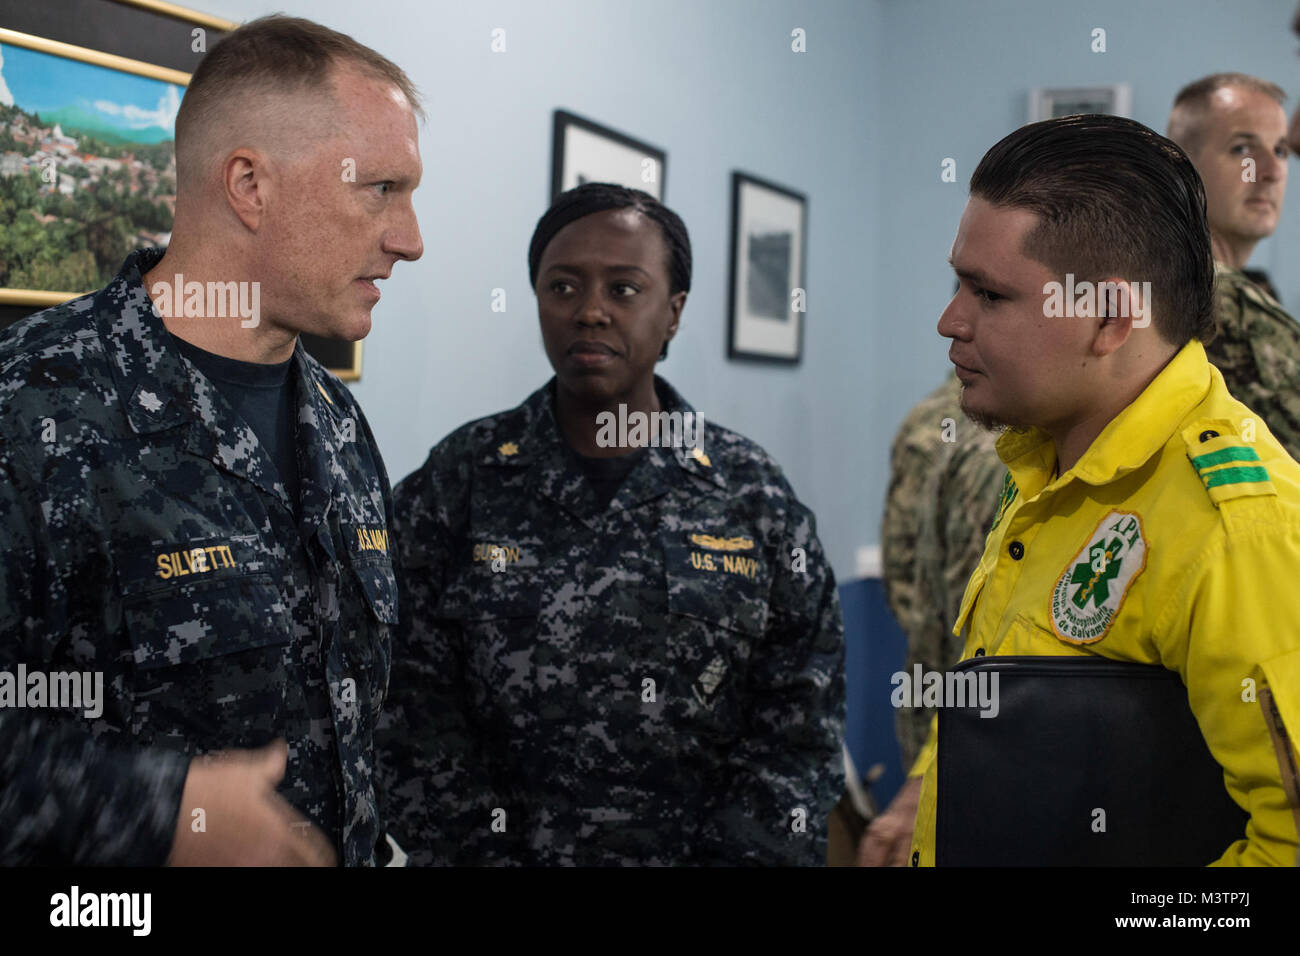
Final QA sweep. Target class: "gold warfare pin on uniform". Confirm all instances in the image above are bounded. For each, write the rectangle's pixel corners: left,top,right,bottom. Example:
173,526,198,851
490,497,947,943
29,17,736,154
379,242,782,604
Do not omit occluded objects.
498,442,519,457
689,533,754,551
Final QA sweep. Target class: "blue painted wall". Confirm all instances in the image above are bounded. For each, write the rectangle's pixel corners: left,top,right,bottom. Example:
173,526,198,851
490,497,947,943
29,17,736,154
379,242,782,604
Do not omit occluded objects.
200,0,1300,578
209,0,885,582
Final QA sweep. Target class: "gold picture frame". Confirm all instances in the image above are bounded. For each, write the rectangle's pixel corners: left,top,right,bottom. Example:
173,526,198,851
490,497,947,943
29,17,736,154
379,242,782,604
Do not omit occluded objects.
109,0,238,31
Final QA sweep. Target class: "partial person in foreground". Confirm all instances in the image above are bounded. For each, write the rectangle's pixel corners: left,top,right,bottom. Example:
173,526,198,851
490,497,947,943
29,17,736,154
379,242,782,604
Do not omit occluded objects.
863,115,1300,867
0,16,423,865
378,182,844,866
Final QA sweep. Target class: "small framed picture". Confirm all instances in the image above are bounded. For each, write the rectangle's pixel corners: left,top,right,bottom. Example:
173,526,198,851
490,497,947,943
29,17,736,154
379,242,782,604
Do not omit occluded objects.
1028,84,1132,123
551,110,666,201
300,334,362,383
727,172,806,364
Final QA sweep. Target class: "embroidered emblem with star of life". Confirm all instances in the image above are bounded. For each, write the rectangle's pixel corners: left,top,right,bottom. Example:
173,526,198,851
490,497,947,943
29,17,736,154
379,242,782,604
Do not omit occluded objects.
1050,511,1147,644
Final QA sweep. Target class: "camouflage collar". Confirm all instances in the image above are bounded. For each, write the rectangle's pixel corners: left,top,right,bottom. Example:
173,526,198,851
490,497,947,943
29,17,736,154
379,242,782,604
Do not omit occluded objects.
97,247,192,437
288,342,355,531
485,375,723,484
652,376,725,489
95,247,347,519
1215,260,1284,311
477,375,723,524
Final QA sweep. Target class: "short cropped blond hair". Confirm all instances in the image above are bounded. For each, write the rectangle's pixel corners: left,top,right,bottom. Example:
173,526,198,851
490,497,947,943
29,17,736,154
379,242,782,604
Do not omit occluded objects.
174,15,423,190
1167,72,1285,156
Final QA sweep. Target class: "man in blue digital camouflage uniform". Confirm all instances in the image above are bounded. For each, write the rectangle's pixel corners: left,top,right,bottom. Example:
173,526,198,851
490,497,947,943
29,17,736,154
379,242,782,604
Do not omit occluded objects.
378,184,844,866
0,16,422,866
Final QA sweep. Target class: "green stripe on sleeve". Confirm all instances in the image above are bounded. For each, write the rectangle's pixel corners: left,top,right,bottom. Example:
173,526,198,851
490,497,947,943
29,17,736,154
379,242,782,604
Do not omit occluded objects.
1203,465,1270,488
1190,446,1261,470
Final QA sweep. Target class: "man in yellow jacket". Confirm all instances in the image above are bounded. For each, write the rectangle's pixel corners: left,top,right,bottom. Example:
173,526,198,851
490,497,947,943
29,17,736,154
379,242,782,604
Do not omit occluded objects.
863,114,1300,867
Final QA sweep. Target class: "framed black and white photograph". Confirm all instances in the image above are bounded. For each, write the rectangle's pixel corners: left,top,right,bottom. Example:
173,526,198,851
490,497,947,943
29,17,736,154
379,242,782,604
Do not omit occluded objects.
727,171,806,364
550,109,666,201
1028,83,1132,123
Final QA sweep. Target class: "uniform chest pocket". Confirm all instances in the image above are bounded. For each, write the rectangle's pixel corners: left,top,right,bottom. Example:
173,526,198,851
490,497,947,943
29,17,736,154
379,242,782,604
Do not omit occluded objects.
657,529,771,738
440,571,543,621
438,553,544,713
347,557,400,624
340,556,399,715
438,534,544,622
122,574,293,749
662,529,770,637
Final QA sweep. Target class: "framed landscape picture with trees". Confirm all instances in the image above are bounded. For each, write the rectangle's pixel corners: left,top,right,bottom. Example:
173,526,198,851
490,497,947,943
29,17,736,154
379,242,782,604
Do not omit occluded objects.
0,28,188,306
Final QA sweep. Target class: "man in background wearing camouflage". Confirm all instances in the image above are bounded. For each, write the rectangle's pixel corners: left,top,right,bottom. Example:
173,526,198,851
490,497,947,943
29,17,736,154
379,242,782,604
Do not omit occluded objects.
378,184,844,865
880,372,1003,768
1169,73,1300,458
0,17,422,865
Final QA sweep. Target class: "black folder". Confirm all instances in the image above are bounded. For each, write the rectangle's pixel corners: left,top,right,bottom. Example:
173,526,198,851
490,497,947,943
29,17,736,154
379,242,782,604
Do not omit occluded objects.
936,655,1249,866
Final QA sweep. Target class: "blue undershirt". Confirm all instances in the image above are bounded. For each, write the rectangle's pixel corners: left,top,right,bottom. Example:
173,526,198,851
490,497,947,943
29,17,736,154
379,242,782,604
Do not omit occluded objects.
172,335,300,513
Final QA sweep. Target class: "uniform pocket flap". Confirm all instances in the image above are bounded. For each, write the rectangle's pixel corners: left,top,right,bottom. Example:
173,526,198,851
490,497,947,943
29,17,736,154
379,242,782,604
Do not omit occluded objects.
126,577,290,670
352,559,400,624
662,528,769,635
444,575,542,620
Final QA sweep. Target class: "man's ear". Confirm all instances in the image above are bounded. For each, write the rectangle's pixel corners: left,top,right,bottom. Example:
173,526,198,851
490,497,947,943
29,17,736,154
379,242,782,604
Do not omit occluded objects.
223,148,267,232
1091,277,1143,357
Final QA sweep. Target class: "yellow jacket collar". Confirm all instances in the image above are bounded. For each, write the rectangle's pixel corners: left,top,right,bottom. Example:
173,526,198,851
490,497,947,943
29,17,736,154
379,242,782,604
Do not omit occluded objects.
996,339,1212,493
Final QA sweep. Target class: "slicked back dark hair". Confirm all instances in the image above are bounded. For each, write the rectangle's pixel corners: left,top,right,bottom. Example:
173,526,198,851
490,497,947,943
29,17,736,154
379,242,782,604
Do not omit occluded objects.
969,114,1215,346
528,183,691,359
